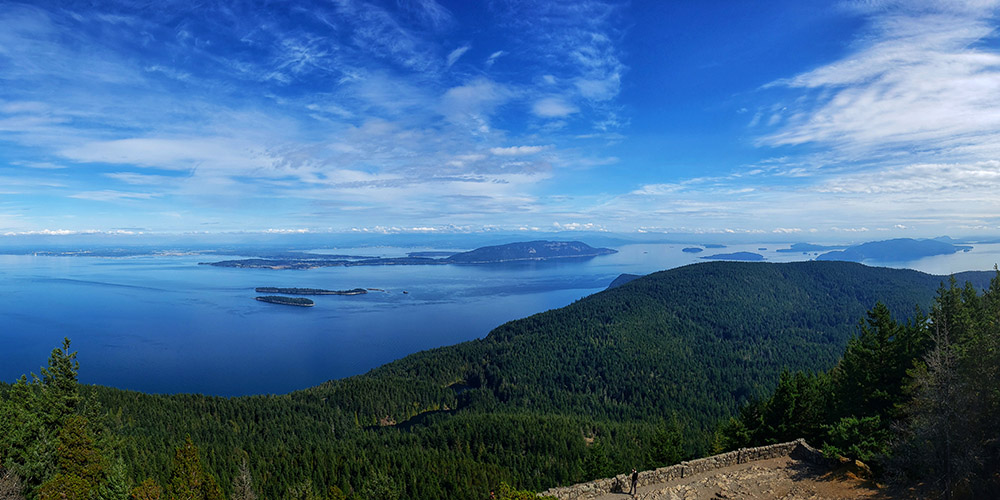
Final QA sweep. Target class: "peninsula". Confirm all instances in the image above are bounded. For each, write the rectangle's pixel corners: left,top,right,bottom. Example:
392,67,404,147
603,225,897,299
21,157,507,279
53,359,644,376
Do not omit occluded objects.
202,241,617,269
816,237,972,262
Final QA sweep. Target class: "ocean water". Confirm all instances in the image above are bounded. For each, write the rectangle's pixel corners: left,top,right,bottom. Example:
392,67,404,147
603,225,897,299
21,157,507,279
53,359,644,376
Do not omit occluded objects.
2,242,998,396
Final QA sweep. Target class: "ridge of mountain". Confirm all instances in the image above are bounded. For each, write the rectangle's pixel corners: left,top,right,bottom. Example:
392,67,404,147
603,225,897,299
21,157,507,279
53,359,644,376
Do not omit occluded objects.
339,261,993,424
607,273,642,289
84,260,995,498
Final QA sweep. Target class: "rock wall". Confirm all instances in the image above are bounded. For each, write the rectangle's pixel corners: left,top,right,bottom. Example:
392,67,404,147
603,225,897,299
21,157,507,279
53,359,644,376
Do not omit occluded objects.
540,438,825,499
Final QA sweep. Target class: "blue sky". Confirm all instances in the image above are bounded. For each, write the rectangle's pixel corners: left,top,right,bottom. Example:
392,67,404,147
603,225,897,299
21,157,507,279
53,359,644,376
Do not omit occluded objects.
2,0,1000,239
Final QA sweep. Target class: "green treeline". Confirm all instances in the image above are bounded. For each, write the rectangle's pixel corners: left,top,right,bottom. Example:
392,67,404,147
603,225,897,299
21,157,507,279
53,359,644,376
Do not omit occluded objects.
0,340,226,500
1,261,997,499
718,274,1000,498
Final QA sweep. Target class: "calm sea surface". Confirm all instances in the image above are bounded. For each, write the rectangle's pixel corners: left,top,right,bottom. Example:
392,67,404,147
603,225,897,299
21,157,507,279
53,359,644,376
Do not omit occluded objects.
2,243,999,396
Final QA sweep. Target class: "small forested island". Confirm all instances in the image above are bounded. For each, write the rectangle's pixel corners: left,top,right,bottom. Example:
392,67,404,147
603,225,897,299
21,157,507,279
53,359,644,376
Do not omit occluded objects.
776,242,847,253
701,251,765,261
255,287,367,295
202,240,617,269
254,295,314,307
445,240,617,263
681,247,703,253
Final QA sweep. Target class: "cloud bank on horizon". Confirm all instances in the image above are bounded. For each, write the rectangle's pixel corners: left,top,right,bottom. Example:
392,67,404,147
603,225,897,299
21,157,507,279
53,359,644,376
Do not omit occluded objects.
1,0,999,238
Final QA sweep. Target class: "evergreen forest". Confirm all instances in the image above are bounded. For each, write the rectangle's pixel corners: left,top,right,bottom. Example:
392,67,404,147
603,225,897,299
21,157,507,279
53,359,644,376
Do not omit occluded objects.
1,261,997,499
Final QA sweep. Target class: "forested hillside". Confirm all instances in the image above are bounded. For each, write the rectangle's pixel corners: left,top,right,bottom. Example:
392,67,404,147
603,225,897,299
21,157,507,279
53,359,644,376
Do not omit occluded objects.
2,261,994,499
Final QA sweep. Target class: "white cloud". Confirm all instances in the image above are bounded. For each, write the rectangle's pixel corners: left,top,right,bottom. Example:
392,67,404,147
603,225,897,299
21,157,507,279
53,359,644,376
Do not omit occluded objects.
816,160,1000,194
105,172,179,185
490,145,551,156
574,75,620,101
760,2,1000,158
2,229,141,237
61,137,276,172
446,45,470,67
630,183,684,196
439,78,513,125
334,0,437,72
69,190,160,202
485,50,505,67
398,0,453,30
15,161,66,169
532,97,578,118
553,222,605,231
0,0,631,233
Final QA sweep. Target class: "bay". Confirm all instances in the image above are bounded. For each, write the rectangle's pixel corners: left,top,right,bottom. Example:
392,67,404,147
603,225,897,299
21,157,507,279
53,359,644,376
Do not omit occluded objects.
2,242,998,396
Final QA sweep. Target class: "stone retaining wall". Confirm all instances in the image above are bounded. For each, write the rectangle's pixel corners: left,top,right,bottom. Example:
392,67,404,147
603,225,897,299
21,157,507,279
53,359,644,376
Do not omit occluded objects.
540,438,824,499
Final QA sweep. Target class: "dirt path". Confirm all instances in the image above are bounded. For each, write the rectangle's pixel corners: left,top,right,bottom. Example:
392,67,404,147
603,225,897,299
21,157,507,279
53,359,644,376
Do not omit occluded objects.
592,455,886,500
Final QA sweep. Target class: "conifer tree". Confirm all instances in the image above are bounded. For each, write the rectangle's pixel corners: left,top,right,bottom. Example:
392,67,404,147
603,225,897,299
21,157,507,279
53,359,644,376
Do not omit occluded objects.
0,466,26,500
230,459,255,500
37,415,106,500
648,416,684,467
893,321,978,498
55,415,105,486
37,473,90,500
39,339,81,428
97,458,132,500
166,438,223,500
832,302,916,421
356,471,401,500
0,339,86,497
131,478,163,500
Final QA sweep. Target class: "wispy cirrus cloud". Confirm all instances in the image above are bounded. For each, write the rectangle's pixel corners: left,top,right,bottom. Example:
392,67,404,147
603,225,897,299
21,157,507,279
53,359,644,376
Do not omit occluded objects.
606,0,1000,236
759,0,1000,161
490,145,552,156
485,50,505,67
0,0,632,233
446,45,470,67
69,190,160,202
20,0,998,238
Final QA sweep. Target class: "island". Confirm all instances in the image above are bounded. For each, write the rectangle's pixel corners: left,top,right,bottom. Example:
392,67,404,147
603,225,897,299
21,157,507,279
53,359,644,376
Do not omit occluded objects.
816,238,973,263
775,242,848,253
701,251,765,261
445,241,617,264
201,256,443,270
254,296,315,307
202,241,618,269
681,247,703,253
255,287,367,295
